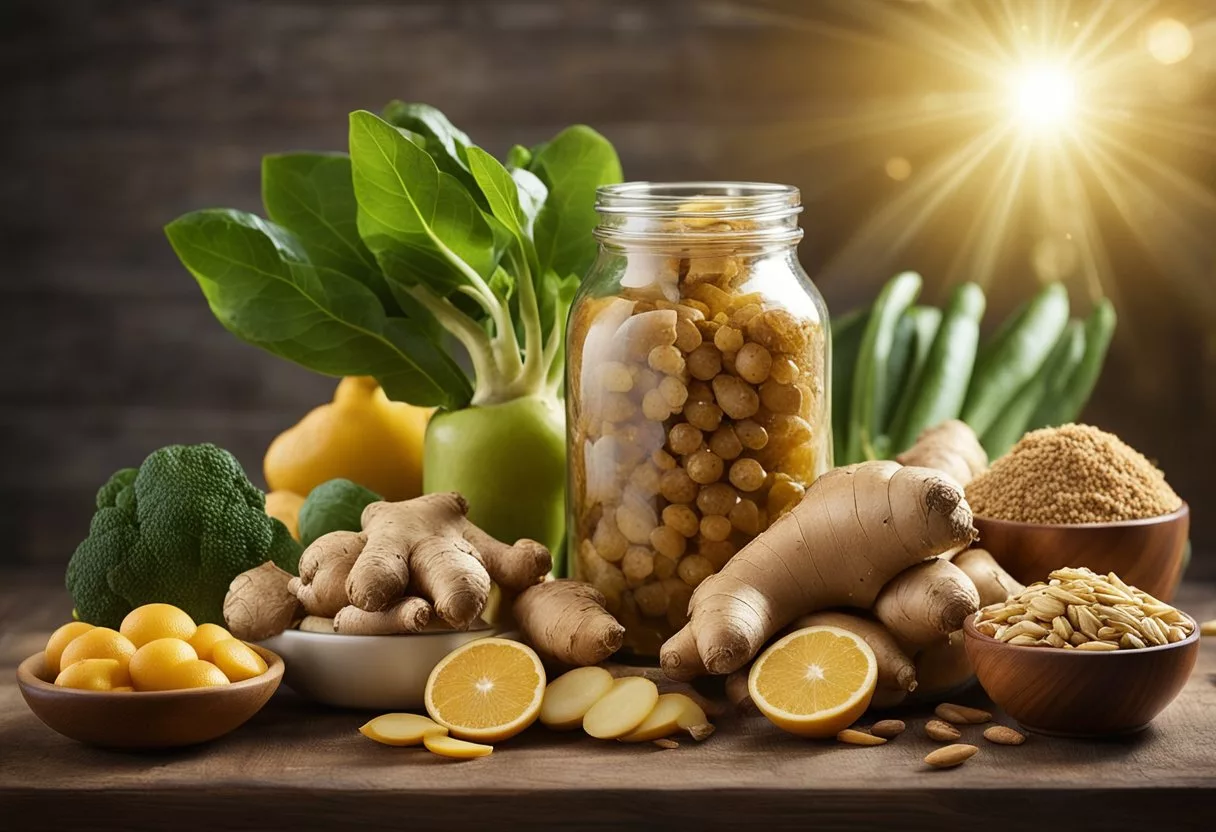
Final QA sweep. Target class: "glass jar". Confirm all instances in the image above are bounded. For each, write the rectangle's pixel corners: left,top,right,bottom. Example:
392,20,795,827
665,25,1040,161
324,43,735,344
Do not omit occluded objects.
566,182,832,656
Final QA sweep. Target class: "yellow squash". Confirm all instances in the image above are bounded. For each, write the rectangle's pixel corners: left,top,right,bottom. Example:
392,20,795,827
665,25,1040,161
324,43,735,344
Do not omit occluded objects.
265,377,431,502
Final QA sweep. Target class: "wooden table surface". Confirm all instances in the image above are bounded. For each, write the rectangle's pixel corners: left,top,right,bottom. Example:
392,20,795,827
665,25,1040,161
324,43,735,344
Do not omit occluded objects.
2,572,1214,831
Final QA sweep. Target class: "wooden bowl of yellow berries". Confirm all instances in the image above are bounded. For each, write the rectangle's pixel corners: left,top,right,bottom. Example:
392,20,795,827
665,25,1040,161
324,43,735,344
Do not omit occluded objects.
17,603,283,749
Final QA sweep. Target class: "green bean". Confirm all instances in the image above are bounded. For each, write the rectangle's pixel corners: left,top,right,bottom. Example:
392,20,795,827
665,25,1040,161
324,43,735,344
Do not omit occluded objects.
830,308,869,466
873,306,940,458
889,283,985,454
1029,298,1116,428
981,320,1085,459
847,272,922,463
961,282,1069,436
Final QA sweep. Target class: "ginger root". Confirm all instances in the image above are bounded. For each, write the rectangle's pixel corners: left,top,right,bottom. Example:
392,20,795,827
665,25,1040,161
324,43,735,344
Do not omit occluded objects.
873,559,980,648
290,531,364,617
660,461,977,680
334,597,432,635
896,419,987,488
223,562,302,641
514,580,625,666
951,548,1024,607
296,492,551,632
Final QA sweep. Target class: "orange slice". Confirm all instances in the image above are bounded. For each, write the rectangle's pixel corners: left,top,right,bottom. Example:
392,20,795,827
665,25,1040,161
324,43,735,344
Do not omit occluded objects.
748,625,877,738
424,638,545,743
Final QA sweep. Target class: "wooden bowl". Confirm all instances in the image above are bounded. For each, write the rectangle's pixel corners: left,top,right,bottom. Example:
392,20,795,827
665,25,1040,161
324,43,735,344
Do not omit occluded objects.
17,644,282,749
963,614,1199,737
973,503,1189,601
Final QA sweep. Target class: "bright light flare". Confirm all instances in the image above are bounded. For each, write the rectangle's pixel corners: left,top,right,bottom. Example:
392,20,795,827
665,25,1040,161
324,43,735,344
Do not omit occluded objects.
1010,63,1077,133
1146,19,1193,65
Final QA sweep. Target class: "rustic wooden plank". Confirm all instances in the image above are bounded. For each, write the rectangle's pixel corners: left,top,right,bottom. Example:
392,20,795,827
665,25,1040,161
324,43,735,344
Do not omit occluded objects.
1,576,1214,831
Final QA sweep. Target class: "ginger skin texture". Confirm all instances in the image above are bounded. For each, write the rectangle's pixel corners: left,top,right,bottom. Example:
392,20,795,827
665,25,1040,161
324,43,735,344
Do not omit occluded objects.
223,562,302,641
896,420,987,488
291,492,551,633
659,461,978,680
513,580,625,666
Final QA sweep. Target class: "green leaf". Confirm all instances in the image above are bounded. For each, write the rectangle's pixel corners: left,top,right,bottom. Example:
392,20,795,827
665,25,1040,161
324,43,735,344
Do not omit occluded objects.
381,100,480,198
350,110,499,295
505,144,533,170
512,168,547,236
165,208,472,408
530,125,622,281
467,146,529,239
538,269,580,344
467,145,548,278
261,152,453,340
261,154,379,284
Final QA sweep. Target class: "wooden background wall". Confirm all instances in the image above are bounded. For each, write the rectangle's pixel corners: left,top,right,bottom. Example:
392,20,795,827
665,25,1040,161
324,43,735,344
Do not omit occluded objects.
2,0,1212,577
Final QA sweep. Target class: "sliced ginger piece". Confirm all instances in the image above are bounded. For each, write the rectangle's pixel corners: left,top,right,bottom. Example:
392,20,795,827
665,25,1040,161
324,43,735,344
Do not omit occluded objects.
424,734,493,759
540,667,615,730
360,713,448,746
583,676,659,740
619,693,707,742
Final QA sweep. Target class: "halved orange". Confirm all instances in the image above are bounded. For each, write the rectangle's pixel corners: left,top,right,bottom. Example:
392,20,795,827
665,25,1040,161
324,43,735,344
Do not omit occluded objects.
424,638,546,743
748,625,878,738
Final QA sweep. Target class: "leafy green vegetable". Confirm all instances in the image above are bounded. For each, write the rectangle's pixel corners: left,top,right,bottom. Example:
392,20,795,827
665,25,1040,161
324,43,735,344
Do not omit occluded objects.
166,209,472,409
529,126,624,283
166,102,621,555
350,110,500,289
66,444,303,628
297,478,382,547
381,101,480,197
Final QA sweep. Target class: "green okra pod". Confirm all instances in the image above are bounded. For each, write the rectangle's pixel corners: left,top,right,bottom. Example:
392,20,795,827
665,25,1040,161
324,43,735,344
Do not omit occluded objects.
961,282,1069,436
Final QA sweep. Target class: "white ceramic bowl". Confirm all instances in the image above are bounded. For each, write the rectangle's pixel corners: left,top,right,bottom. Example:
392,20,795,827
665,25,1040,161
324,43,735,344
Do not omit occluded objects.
260,625,496,710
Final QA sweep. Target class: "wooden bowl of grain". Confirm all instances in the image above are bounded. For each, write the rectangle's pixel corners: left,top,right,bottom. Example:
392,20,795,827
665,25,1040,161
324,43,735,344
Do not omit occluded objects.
963,612,1199,736
973,503,1189,601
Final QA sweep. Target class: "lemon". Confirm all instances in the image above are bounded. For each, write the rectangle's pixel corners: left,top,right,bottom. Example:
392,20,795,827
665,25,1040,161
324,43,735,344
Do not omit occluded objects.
424,638,545,743
45,621,95,676
265,490,305,540
55,658,131,691
59,627,136,672
157,660,231,689
129,638,199,691
120,603,197,648
210,639,267,682
189,623,234,661
748,625,878,738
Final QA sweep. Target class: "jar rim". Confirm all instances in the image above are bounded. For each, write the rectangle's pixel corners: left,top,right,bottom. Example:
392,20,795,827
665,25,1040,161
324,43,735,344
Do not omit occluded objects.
596,181,801,219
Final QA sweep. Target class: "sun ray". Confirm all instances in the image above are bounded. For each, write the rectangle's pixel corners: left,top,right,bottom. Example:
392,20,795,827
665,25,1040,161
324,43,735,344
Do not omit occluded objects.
820,123,1011,284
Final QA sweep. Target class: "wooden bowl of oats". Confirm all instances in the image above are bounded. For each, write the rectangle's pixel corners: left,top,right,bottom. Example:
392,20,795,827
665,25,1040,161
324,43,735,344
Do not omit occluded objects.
963,568,1200,737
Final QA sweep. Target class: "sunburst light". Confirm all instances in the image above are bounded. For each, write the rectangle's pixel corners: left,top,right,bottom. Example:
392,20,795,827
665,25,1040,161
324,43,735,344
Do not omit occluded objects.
733,0,1216,327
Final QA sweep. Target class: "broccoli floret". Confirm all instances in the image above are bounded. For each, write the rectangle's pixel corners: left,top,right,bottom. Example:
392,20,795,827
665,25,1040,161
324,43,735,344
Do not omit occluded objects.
66,444,303,627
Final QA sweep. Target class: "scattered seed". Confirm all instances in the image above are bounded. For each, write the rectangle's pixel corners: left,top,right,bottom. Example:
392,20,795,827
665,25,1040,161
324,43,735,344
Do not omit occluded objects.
1198,620,1215,637
869,719,906,739
983,725,1026,746
686,723,715,741
652,738,680,750
924,744,978,769
925,719,962,742
837,729,887,746
934,703,992,725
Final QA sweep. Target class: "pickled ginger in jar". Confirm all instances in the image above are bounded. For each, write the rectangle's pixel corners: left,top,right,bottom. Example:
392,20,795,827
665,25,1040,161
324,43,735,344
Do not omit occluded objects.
566,182,832,656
